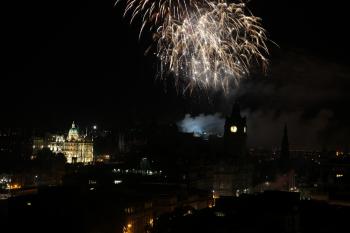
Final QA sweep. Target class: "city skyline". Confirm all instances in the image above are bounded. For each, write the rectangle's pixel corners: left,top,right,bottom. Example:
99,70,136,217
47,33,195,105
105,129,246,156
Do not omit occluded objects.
2,1,350,230
2,0,349,148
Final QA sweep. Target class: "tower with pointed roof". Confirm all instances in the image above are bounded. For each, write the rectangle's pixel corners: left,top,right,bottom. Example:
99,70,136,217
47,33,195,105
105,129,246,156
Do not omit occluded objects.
280,123,290,172
213,102,252,197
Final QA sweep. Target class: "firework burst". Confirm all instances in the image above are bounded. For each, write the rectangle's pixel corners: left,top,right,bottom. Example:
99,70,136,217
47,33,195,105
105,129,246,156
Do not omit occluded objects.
117,0,270,93
116,0,204,32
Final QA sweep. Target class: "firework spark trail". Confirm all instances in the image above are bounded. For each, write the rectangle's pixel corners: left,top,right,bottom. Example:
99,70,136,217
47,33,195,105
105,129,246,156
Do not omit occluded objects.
117,0,202,24
116,0,270,93
158,2,269,92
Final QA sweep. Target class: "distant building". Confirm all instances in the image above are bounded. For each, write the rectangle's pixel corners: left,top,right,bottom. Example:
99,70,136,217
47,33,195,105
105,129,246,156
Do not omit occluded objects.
280,124,290,172
33,122,94,164
0,128,32,159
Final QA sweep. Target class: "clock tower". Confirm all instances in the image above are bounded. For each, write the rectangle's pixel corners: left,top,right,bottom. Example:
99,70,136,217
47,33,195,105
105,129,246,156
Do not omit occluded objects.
224,102,247,158
213,102,251,197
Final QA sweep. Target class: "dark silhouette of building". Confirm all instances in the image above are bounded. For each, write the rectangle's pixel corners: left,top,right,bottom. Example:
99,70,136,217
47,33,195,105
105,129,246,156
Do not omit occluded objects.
214,102,252,197
280,124,290,172
224,102,247,158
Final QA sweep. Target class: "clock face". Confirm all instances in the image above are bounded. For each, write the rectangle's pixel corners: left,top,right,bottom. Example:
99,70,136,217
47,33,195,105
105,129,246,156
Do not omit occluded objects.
230,125,237,133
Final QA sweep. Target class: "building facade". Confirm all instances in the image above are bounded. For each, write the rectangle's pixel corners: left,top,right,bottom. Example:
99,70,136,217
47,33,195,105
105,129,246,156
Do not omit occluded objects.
34,122,94,164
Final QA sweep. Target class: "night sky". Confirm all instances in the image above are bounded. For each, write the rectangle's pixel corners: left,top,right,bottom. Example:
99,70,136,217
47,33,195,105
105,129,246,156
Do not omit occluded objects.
2,0,349,148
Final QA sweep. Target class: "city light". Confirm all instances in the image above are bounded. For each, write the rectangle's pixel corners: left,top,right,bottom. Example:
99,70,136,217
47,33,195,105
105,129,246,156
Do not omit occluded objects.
6,183,21,190
2,1,349,233
214,211,226,217
289,187,298,192
114,180,123,184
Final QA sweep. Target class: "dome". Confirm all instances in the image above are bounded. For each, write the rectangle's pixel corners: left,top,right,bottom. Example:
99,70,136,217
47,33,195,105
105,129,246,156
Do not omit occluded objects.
67,121,80,141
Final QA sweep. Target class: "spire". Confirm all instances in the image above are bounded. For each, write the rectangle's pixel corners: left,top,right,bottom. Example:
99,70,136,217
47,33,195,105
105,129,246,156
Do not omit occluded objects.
72,121,76,129
281,123,290,161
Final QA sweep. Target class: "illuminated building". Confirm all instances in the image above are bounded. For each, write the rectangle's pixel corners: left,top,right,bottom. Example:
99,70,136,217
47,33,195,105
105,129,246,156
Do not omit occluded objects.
34,122,94,164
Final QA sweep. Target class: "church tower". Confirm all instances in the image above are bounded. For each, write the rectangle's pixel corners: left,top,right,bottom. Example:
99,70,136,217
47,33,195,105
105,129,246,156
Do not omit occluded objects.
224,102,247,158
213,102,251,197
280,123,290,172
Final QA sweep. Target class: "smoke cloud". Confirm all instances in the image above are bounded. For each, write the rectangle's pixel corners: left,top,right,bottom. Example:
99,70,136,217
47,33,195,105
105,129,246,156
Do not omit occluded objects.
176,48,349,149
177,113,225,136
177,108,335,149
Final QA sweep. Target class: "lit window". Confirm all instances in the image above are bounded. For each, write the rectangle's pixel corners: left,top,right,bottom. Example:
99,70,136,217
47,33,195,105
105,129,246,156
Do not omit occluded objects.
244,127,247,133
114,180,122,184
125,207,134,214
214,211,225,217
88,180,97,185
230,126,237,133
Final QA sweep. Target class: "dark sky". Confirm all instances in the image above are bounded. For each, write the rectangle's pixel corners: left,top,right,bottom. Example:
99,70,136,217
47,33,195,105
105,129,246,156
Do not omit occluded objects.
2,0,350,148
